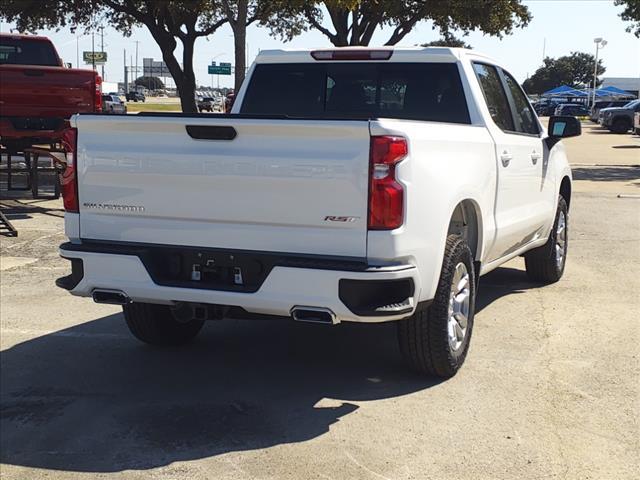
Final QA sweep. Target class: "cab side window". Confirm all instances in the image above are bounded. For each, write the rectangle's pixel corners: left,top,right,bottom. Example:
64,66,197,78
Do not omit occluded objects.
473,63,514,132
502,70,540,135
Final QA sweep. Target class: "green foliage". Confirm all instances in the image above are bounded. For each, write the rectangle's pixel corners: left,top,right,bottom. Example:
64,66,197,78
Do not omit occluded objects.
135,76,165,90
615,0,640,37
522,52,606,95
262,0,531,46
421,34,471,49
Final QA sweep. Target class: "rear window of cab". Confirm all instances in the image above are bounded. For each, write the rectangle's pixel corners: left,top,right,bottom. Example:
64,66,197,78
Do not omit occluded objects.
241,62,471,124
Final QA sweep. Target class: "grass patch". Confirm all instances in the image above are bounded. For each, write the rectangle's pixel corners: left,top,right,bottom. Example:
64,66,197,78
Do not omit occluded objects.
126,102,182,113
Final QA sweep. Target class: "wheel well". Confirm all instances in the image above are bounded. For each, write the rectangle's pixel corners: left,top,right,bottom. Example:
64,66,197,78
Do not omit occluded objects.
560,176,571,208
447,200,481,261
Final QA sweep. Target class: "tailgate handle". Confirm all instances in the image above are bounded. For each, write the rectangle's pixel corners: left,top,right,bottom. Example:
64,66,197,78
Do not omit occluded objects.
23,70,45,77
186,125,237,140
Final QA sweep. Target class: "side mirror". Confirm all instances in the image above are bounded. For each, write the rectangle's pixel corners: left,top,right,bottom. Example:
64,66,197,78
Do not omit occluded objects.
546,115,581,149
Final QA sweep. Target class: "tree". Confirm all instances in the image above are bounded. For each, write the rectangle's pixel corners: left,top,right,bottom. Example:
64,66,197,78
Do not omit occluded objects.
0,0,228,113
615,0,640,37
263,0,530,46
421,33,471,49
135,75,165,90
522,52,606,95
221,1,271,91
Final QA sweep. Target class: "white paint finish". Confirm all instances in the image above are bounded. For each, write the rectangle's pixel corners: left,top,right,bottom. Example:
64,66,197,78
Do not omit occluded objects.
368,119,496,301
64,212,79,241
75,116,370,257
61,249,420,323
67,47,573,310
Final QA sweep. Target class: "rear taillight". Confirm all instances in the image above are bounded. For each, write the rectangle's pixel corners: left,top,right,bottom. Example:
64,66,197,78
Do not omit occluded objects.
368,136,407,230
94,74,102,112
311,49,393,61
60,128,79,212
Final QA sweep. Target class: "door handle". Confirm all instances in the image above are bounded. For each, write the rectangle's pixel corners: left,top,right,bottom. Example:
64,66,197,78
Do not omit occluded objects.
530,151,541,165
500,151,512,167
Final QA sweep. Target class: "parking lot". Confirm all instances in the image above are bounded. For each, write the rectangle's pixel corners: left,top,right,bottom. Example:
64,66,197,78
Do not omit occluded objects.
1,124,639,479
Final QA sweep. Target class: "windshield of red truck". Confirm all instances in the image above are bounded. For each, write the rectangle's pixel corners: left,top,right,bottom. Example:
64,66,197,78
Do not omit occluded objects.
0,37,59,66
240,62,470,124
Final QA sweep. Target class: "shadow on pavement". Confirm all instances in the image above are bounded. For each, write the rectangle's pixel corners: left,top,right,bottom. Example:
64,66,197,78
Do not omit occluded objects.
1,266,539,473
571,166,640,182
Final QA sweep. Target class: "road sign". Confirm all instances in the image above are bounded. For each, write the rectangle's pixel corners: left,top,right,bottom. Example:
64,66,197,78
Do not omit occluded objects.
83,51,107,64
208,65,231,75
143,58,170,77
220,62,231,67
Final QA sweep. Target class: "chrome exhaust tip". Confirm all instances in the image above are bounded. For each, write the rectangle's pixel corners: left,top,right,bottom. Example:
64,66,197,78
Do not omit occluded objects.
92,289,132,305
290,306,337,325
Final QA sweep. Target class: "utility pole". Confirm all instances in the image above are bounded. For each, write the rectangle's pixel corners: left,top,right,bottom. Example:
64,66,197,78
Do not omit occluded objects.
99,26,105,80
592,38,607,107
91,30,95,70
135,40,140,82
124,48,127,94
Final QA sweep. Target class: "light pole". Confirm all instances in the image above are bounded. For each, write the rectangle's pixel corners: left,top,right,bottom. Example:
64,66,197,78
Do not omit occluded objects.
592,37,607,107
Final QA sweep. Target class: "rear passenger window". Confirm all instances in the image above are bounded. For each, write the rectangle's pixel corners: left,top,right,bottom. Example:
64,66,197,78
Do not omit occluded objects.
502,71,540,135
473,63,514,132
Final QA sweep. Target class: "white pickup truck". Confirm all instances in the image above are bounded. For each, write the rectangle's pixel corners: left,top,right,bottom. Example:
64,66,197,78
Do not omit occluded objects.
56,47,580,377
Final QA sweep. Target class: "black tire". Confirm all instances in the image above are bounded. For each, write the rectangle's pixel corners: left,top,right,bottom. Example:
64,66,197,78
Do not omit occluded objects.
123,302,204,346
524,196,568,284
398,235,476,378
634,127,640,136
611,117,630,134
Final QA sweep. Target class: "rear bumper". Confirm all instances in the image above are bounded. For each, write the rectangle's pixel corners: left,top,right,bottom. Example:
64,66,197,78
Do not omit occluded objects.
58,242,421,323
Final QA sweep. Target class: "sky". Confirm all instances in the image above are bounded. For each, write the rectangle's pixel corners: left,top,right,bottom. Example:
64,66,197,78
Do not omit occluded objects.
1,0,639,89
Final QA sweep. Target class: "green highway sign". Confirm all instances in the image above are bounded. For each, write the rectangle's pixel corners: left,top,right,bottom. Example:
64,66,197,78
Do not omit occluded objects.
208,64,231,75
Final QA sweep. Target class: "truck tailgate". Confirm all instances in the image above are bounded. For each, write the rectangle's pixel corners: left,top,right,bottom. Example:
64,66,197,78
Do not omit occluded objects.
74,115,371,257
0,65,96,118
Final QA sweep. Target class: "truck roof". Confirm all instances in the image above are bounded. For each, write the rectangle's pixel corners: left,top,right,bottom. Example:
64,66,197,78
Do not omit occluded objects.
0,32,52,42
254,46,497,65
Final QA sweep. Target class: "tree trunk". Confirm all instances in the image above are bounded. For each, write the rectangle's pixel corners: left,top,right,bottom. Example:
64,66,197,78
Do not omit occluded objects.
230,0,248,92
233,26,246,91
180,35,198,113
144,24,198,113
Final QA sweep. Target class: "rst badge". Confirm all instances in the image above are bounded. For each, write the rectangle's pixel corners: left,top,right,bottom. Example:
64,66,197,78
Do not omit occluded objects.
324,216,359,223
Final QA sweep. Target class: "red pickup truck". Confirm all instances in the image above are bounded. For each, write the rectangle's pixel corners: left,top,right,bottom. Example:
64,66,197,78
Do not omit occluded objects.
0,33,102,151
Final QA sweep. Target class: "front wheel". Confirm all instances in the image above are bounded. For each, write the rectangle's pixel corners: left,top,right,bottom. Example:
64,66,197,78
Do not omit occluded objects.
524,196,568,283
398,235,476,378
123,302,204,346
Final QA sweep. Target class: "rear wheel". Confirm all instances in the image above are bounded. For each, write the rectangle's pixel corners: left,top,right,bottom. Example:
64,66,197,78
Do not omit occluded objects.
524,196,568,283
398,235,476,378
123,302,204,346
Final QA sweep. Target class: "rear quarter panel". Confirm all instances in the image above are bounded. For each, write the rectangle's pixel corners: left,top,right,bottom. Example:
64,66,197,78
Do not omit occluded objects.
368,119,496,302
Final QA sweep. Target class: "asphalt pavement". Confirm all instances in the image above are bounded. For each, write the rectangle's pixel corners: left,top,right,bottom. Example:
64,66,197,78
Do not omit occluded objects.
1,122,638,479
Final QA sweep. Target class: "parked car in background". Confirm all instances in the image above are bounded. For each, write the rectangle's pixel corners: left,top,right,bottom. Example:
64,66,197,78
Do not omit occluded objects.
554,103,589,117
534,100,560,116
599,99,640,133
197,96,216,112
590,100,630,123
57,47,579,378
102,94,127,114
0,33,102,152
634,112,640,135
126,91,145,102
